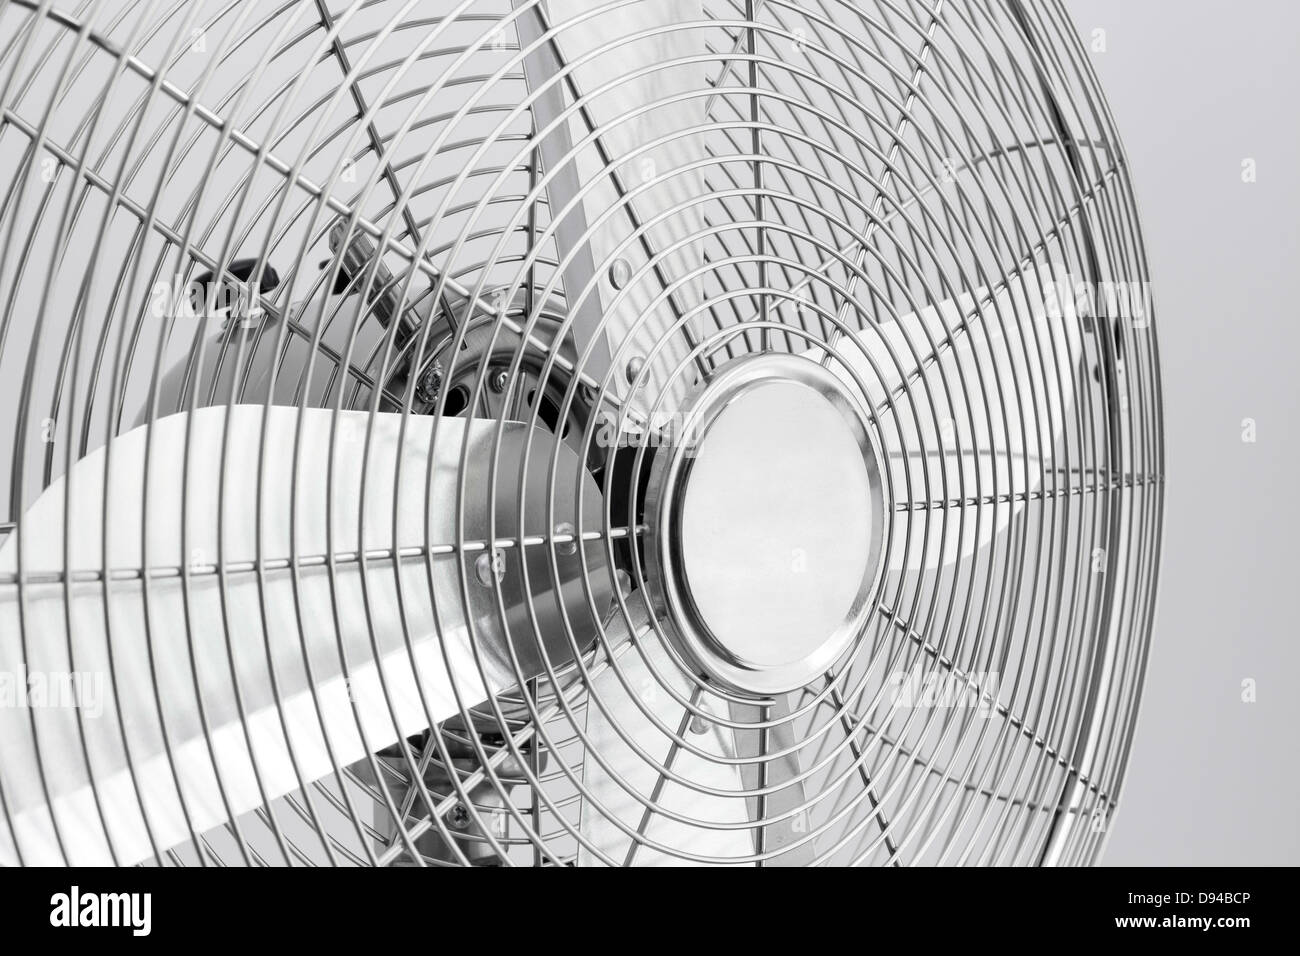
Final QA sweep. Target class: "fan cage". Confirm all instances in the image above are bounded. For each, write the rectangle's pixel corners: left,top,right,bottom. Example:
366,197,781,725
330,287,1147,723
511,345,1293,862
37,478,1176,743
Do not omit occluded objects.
0,0,1162,866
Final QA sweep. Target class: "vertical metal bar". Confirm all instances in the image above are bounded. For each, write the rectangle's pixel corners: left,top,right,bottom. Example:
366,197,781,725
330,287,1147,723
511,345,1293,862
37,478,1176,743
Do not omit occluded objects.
512,0,616,389
820,0,945,364
732,694,816,865
526,135,544,868
747,0,770,352
511,0,711,388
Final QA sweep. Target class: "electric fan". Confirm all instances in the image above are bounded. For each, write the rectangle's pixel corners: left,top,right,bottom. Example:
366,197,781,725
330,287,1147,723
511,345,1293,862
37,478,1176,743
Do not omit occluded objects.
0,0,1162,866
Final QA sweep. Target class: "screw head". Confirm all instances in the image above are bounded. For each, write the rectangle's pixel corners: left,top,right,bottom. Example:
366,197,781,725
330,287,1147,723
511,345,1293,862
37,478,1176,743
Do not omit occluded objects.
449,804,470,829
625,355,645,386
608,257,632,290
489,368,509,393
475,549,506,587
416,359,444,404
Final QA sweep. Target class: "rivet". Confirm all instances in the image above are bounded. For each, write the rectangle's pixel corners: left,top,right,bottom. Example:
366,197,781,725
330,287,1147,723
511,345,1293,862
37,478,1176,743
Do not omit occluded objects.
475,549,506,586
608,257,632,289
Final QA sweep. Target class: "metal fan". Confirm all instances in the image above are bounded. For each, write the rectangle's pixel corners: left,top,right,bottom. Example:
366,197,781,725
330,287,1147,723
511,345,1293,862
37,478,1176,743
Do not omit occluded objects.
0,0,1162,866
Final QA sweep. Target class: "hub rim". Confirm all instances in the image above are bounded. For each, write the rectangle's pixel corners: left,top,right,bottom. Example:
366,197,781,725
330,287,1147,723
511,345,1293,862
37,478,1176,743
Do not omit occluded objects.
644,353,886,696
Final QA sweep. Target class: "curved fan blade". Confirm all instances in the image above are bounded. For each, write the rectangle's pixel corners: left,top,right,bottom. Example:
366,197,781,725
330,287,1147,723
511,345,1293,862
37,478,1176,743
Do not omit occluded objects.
730,693,816,865
577,602,814,866
573,265,1086,863
515,0,708,415
577,596,754,865
812,265,1084,571
0,406,608,865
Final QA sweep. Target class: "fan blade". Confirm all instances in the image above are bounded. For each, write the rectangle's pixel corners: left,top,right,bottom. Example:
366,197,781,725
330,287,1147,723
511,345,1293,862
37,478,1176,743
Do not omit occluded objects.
810,266,1084,571
577,595,755,865
731,694,816,864
0,406,608,865
513,0,708,415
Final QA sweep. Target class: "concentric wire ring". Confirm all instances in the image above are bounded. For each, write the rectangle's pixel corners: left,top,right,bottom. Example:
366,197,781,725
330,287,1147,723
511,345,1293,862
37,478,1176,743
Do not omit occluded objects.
0,0,1161,866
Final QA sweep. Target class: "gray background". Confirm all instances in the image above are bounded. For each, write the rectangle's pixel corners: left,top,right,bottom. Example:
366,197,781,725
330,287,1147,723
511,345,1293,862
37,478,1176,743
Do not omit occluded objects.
1064,0,1299,865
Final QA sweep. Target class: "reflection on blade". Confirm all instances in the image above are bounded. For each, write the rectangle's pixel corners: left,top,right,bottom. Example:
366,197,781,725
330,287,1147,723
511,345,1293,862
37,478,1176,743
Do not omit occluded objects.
812,265,1084,571
578,596,754,865
0,406,606,865
515,0,709,416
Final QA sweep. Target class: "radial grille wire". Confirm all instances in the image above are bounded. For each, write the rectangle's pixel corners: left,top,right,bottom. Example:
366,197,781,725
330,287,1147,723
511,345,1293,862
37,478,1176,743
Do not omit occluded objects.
0,0,1162,866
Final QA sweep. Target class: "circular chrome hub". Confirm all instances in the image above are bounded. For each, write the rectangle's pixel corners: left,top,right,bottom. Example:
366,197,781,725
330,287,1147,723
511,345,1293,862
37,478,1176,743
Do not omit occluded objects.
645,354,886,695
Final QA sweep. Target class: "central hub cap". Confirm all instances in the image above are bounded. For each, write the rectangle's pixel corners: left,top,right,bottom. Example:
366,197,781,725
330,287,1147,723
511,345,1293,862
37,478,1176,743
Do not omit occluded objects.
645,354,886,695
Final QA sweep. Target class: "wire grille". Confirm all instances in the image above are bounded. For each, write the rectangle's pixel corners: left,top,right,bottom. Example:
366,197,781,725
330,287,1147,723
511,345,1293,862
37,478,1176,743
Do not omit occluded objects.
0,0,1162,866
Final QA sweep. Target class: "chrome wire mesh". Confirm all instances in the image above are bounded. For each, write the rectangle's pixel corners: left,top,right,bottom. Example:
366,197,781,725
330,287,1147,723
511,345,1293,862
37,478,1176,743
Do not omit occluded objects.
0,0,1162,866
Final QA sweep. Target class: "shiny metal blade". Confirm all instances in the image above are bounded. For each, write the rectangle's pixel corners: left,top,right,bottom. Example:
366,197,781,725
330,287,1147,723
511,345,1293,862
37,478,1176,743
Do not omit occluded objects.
0,406,608,865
